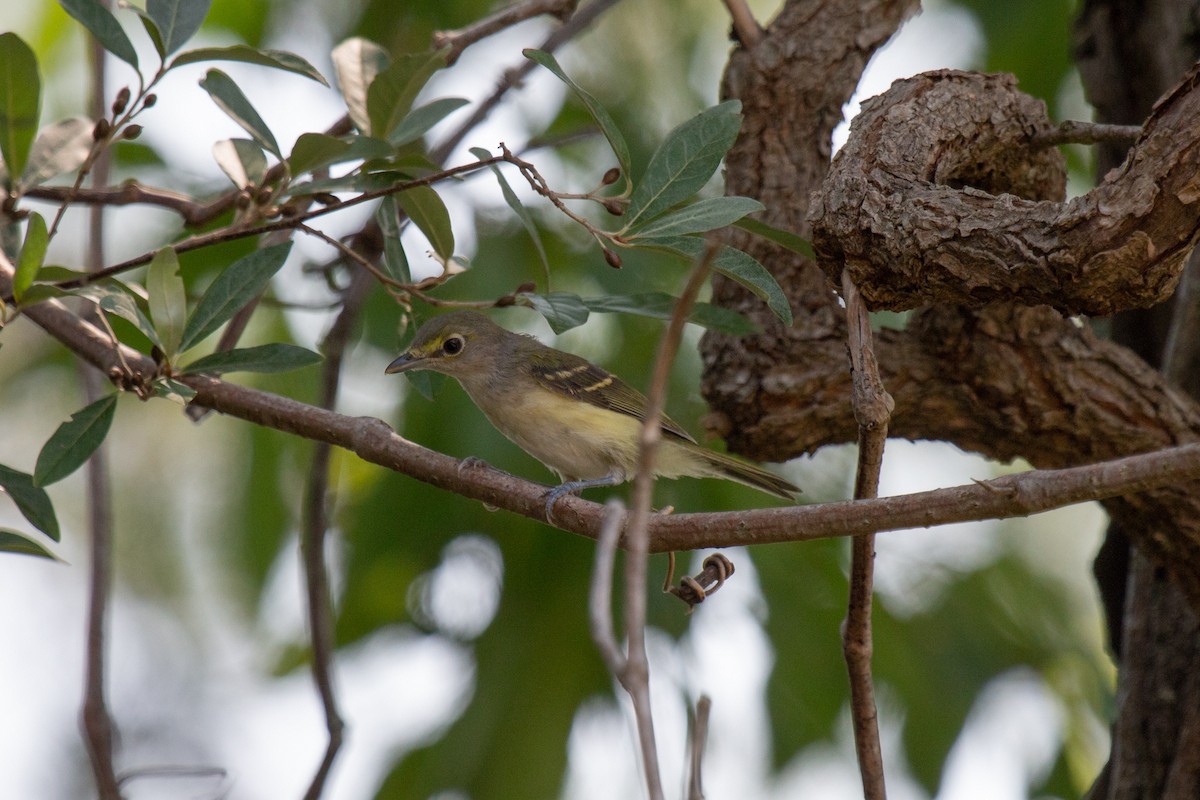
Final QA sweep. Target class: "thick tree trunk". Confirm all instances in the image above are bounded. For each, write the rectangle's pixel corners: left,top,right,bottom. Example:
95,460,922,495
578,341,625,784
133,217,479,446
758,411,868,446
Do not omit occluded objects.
1076,1,1200,797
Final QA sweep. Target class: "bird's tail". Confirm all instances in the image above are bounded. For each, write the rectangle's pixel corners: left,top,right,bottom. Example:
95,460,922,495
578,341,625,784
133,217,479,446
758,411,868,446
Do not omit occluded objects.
689,444,799,501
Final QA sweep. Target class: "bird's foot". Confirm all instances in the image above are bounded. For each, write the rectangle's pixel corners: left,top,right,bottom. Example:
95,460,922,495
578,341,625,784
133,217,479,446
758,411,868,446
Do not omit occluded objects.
458,456,490,474
542,475,621,526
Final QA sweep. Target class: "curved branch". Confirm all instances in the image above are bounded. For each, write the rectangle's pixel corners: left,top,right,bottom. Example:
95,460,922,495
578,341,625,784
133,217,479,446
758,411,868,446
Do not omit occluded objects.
809,67,1200,315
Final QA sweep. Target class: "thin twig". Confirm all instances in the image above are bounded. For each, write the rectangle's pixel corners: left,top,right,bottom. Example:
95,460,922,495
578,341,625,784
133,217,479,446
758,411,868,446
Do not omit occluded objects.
300,270,373,800
618,241,717,800
721,0,764,47
1031,120,1143,148
687,695,712,800
840,272,895,800
79,17,121,799
588,499,628,675
434,0,580,64
429,0,624,164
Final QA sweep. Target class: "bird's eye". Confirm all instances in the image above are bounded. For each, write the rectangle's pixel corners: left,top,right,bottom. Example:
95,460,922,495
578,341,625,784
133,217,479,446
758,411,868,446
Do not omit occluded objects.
442,336,465,356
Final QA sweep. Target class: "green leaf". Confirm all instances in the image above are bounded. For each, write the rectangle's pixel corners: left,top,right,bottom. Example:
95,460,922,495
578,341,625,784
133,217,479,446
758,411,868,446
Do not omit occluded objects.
59,0,139,68
402,369,442,401
147,247,186,360
582,292,758,335
34,393,118,487
389,96,469,147
524,49,630,186
376,195,411,283
288,133,351,176
471,146,551,288
637,235,793,325
180,242,292,352
146,0,214,57
152,376,197,406
519,291,590,333
331,37,390,134
76,283,162,349
170,45,328,86
181,343,322,375
13,212,47,302
199,68,280,158
366,51,447,140
212,137,266,189
627,196,764,238
0,33,42,187
625,100,743,231
734,216,815,259
133,7,166,59
21,117,92,188
0,463,60,541
395,185,454,262
0,529,62,561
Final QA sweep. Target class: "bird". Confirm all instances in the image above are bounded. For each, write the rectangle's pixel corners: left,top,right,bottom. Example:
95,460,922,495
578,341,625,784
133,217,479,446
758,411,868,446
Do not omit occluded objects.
385,310,798,519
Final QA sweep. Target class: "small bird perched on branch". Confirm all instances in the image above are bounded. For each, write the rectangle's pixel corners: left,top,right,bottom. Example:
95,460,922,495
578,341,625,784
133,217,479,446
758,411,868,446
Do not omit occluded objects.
385,310,799,519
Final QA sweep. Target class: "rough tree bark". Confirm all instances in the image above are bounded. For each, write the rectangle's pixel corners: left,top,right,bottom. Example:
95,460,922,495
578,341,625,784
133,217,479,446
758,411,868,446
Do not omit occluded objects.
1075,1,1200,798
703,0,1200,796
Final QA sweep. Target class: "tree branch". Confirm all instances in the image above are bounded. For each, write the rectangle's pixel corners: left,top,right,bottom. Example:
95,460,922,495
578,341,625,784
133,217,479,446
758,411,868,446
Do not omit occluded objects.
11,267,1200,599
840,273,893,800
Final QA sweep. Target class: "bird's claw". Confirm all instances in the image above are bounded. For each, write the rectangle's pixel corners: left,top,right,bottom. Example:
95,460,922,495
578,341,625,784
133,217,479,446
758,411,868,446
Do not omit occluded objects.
458,456,489,474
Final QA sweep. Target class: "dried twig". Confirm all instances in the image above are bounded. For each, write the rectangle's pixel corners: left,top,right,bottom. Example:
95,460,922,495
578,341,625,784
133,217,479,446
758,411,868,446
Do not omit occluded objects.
434,0,580,64
687,695,712,800
840,272,895,800
79,20,120,799
721,0,764,47
1031,119,1143,148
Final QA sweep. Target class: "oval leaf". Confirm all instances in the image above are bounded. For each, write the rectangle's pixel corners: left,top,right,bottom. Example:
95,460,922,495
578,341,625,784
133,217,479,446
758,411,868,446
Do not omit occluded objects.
367,51,447,140
582,292,758,335
170,45,328,85
734,216,815,259
376,195,412,283
181,343,322,375
0,463,60,541
395,185,454,262
470,147,551,287
0,529,62,561
34,393,118,487
389,97,469,147
22,117,93,188
59,0,139,68
626,196,764,239
0,33,42,186
625,101,743,230
147,246,186,360
637,235,793,326
199,68,280,158
146,0,214,57
13,211,48,302
519,291,590,333
180,242,292,351
332,38,390,134
213,138,266,189
76,284,162,349
524,49,630,186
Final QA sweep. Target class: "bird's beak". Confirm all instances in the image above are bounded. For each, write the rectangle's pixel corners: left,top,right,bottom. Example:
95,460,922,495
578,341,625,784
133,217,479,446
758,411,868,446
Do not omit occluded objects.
385,351,423,374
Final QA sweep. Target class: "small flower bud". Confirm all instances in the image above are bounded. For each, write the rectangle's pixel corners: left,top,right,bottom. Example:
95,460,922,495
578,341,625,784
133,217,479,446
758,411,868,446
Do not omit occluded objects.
515,281,537,294
122,124,143,140
601,167,621,186
603,247,622,269
112,87,131,116
279,203,299,217
602,198,625,216
93,119,112,141
313,192,339,206
255,187,274,205
142,93,157,109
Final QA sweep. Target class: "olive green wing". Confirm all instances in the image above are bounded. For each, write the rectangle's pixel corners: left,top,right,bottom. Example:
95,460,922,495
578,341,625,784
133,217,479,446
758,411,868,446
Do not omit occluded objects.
526,348,696,443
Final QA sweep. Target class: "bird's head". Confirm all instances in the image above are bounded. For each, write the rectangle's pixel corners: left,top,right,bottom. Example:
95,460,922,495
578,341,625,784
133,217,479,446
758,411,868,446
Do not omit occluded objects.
385,310,508,381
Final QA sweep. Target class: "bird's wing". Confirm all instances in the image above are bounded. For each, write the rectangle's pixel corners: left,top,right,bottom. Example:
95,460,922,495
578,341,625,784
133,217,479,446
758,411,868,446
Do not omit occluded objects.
526,349,696,443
